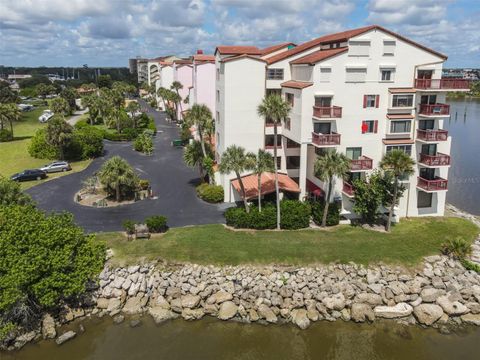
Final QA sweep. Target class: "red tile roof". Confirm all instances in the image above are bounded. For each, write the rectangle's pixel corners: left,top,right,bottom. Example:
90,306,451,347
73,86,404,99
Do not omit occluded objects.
281,80,313,89
174,59,193,65
220,54,266,64
193,54,215,62
231,172,300,200
215,46,262,55
290,48,348,65
261,42,296,56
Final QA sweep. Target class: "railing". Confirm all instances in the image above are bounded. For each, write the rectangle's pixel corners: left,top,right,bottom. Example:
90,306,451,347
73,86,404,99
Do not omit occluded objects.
415,78,470,90
313,106,342,118
416,129,448,141
419,152,451,166
350,156,373,171
419,103,450,116
265,121,281,127
342,181,354,197
417,176,448,191
311,132,341,146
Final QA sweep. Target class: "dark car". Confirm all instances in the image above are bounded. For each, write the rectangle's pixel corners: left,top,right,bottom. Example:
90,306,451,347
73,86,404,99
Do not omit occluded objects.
11,169,47,182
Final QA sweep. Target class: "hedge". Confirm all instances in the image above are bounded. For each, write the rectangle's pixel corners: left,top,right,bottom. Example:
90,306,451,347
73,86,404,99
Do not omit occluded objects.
196,183,224,203
280,200,311,230
145,215,168,233
0,129,13,142
311,200,341,227
28,129,59,160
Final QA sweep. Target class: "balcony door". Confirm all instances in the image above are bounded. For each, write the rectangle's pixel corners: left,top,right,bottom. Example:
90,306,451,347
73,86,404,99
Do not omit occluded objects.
421,144,437,156
418,119,435,130
420,168,436,180
420,95,437,105
313,122,331,134
417,70,433,79
315,96,332,107
346,147,362,160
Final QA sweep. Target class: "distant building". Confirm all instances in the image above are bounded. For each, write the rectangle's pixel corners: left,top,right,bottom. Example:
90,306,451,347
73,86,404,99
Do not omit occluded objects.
7,74,32,80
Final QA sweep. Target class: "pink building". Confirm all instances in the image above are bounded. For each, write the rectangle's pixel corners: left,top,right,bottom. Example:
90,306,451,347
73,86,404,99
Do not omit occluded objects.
191,54,216,116
173,60,193,120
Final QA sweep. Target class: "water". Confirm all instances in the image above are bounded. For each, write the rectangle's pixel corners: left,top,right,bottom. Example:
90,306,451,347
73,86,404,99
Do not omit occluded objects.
4,317,480,360
444,98,480,215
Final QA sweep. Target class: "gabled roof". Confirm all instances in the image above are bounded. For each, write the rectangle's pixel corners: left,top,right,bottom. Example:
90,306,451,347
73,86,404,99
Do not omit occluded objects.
231,172,300,200
281,80,313,89
261,42,296,56
290,48,348,65
220,54,266,64
215,46,262,55
192,54,215,62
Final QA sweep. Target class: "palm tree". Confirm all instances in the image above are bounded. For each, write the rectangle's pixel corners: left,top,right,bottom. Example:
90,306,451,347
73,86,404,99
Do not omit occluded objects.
171,81,184,118
247,149,274,212
184,104,213,158
183,140,205,181
314,149,351,227
98,156,139,202
0,103,21,138
157,87,169,110
45,117,73,160
51,97,70,120
219,145,253,212
126,101,140,128
257,94,290,229
380,149,415,232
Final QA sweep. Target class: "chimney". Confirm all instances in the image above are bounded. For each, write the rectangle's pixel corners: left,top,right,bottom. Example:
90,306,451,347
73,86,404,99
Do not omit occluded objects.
196,49,204,54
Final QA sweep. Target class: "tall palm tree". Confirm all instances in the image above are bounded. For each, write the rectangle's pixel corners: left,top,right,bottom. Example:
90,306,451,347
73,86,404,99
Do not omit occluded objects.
257,94,290,229
314,149,351,227
184,104,213,158
219,145,253,212
51,97,70,120
171,81,184,118
0,103,21,138
98,156,139,202
247,149,274,212
157,87,169,110
380,149,416,232
183,140,206,181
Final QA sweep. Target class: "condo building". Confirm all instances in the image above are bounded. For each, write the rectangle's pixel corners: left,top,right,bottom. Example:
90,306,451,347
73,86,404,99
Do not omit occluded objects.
213,25,470,220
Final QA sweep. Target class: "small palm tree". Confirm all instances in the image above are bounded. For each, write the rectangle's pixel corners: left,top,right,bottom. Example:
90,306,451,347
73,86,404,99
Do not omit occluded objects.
314,150,351,227
126,101,140,128
247,149,274,212
219,145,253,212
380,149,415,231
0,103,21,139
183,140,205,181
184,104,213,159
171,81,184,117
257,94,290,229
45,116,73,160
51,97,70,120
98,156,139,202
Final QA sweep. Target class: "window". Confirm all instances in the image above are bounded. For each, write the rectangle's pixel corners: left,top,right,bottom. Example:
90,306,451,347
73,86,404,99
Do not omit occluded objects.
315,96,332,107
286,137,300,148
315,147,329,156
284,117,291,130
216,111,220,124
276,156,282,169
348,41,370,56
346,147,362,160
420,95,437,105
320,67,332,82
285,93,294,106
383,40,396,55
390,120,411,133
418,119,435,130
216,68,220,80
346,68,367,82
386,145,412,156
392,94,413,108
361,120,377,134
381,69,393,81
265,135,282,148
216,90,220,102
286,156,300,169
266,68,284,80
363,94,379,108
418,191,433,208
313,122,331,134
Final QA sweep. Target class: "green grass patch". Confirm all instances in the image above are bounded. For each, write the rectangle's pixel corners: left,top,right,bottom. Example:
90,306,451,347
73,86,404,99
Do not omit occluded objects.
95,217,479,267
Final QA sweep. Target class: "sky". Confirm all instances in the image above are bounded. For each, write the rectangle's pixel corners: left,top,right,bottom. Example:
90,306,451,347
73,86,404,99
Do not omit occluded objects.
1,0,479,68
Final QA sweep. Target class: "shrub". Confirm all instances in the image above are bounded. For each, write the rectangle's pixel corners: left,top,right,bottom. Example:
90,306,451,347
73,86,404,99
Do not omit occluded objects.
122,220,136,235
196,183,224,203
441,237,472,259
73,125,104,159
134,132,154,155
145,215,168,233
104,132,129,141
74,119,89,129
147,119,157,134
311,200,341,227
0,129,13,142
280,200,311,230
121,127,139,141
139,179,150,190
225,205,277,230
0,176,33,206
28,129,58,159
136,113,150,128
225,206,253,229
460,259,480,273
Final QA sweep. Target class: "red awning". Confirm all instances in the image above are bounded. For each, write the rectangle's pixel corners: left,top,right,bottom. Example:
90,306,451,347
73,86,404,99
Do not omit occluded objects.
231,172,300,200
306,179,325,197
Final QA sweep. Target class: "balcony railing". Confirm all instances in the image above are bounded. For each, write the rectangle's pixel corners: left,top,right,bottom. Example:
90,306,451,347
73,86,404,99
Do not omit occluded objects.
415,79,470,90
313,106,342,118
265,121,281,127
350,156,373,171
419,153,451,166
416,129,448,141
417,176,448,191
419,103,450,116
342,181,354,197
311,132,341,146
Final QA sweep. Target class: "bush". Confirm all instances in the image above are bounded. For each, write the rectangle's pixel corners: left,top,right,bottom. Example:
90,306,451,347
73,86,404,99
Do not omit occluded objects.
280,200,311,230
139,179,150,190
0,176,33,206
225,206,255,229
224,205,277,230
311,200,341,227
73,125,104,159
134,132,154,155
145,215,168,233
104,132,129,141
122,220,136,235
0,129,13,142
28,129,58,159
74,119,89,129
121,127,139,141
460,259,480,273
196,183,224,203
441,237,472,259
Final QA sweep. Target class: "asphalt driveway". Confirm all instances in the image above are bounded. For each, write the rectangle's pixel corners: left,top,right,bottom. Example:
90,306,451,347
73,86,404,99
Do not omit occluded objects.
27,101,227,232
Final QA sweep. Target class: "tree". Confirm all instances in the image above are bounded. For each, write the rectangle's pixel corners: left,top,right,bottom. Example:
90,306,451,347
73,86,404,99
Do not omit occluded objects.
257,94,290,229
51,97,70,119
0,103,21,139
380,149,415,231
0,82,18,104
36,83,50,99
45,117,73,160
219,145,252,212
184,104,213,159
98,74,113,89
184,140,206,181
98,156,139,202
0,205,105,338
314,149,350,227
352,170,384,225
0,176,33,206
171,81,184,118
60,87,77,113
247,149,274,212
126,101,141,128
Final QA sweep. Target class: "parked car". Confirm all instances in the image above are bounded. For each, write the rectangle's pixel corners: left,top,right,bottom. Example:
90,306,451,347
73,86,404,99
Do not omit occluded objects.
10,169,47,182
39,109,54,123
40,161,72,173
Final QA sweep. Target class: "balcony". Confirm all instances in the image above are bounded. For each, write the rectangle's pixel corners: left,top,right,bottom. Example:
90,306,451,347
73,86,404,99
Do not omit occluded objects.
342,181,354,197
415,78,470,90
416,129,448,142
350,156,373,171
419,153,451,167
313,106,342,118
418,103,450,116
311,132,341,146
417,176,448,192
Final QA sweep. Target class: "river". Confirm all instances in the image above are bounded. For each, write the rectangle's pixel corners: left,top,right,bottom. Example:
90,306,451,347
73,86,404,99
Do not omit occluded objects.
4,317,480,360
444,98,480,215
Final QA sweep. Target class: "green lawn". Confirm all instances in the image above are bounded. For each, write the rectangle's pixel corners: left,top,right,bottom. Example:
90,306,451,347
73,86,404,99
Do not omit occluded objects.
95,217,479,267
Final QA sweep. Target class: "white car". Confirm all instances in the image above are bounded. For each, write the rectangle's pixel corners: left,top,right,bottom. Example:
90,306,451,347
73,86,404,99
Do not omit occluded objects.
39,110,54,123
40,161,72,173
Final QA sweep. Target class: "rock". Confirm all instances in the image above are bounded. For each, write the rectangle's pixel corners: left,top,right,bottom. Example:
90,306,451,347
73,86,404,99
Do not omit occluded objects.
107,298,122,313
322,293,346,311
351,303,375,323
56,331,76,345
181,294,201,309
291,309,310,329
207,290,233,304
258,304,277,323
170,298,183,313
460,313,480,326
374,303,413,319
354,293,383,306
307,309,320,322
78,324,85,333
42,314,56,339
113,315,125,324
182,308,205,321
14,331,37,349
112,277,125,289
130,319,142,328
413,304,444,326
218,301,238,320
96,298,109,309
367,270,381,284
466,302,480,314
122,295,147,315
368,284,383,294
248,309,260,322
148,307,176,324
436,295,469,315
420,288,446,303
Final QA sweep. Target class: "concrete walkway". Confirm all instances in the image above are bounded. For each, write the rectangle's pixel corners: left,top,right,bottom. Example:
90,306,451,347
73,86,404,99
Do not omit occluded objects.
67,108,89,126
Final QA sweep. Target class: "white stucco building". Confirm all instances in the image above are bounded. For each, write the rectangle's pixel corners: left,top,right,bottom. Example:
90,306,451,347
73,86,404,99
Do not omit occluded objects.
214,25,470,219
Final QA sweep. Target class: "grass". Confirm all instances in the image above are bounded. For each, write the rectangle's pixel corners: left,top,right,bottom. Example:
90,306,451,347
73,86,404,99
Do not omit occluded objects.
0,107,92,189
95,217,479,267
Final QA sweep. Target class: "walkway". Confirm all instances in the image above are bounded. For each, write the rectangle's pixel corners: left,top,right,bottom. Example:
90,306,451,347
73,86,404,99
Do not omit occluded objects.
27,101,227,232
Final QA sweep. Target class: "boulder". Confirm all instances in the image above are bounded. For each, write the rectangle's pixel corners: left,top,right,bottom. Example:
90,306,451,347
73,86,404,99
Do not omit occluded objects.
122,294,147,315
322,293,346,311
96,298,109,309
107,298,122,313
420,288,446,303
248,309,260,322
374,303,413,319
113,315,125,324
148,306,176,324
182,308,205,321
181,294,201,309
460,313,480,326
41,314,56,339
413,304,444,326
218,301,238,320
291,309,310,329
354,293,383,306
351,303,375,323
307,309,320,322
55,331,76,345
207,290,233,304
14,331,37,349
436,295,469,316
258,304,278,323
